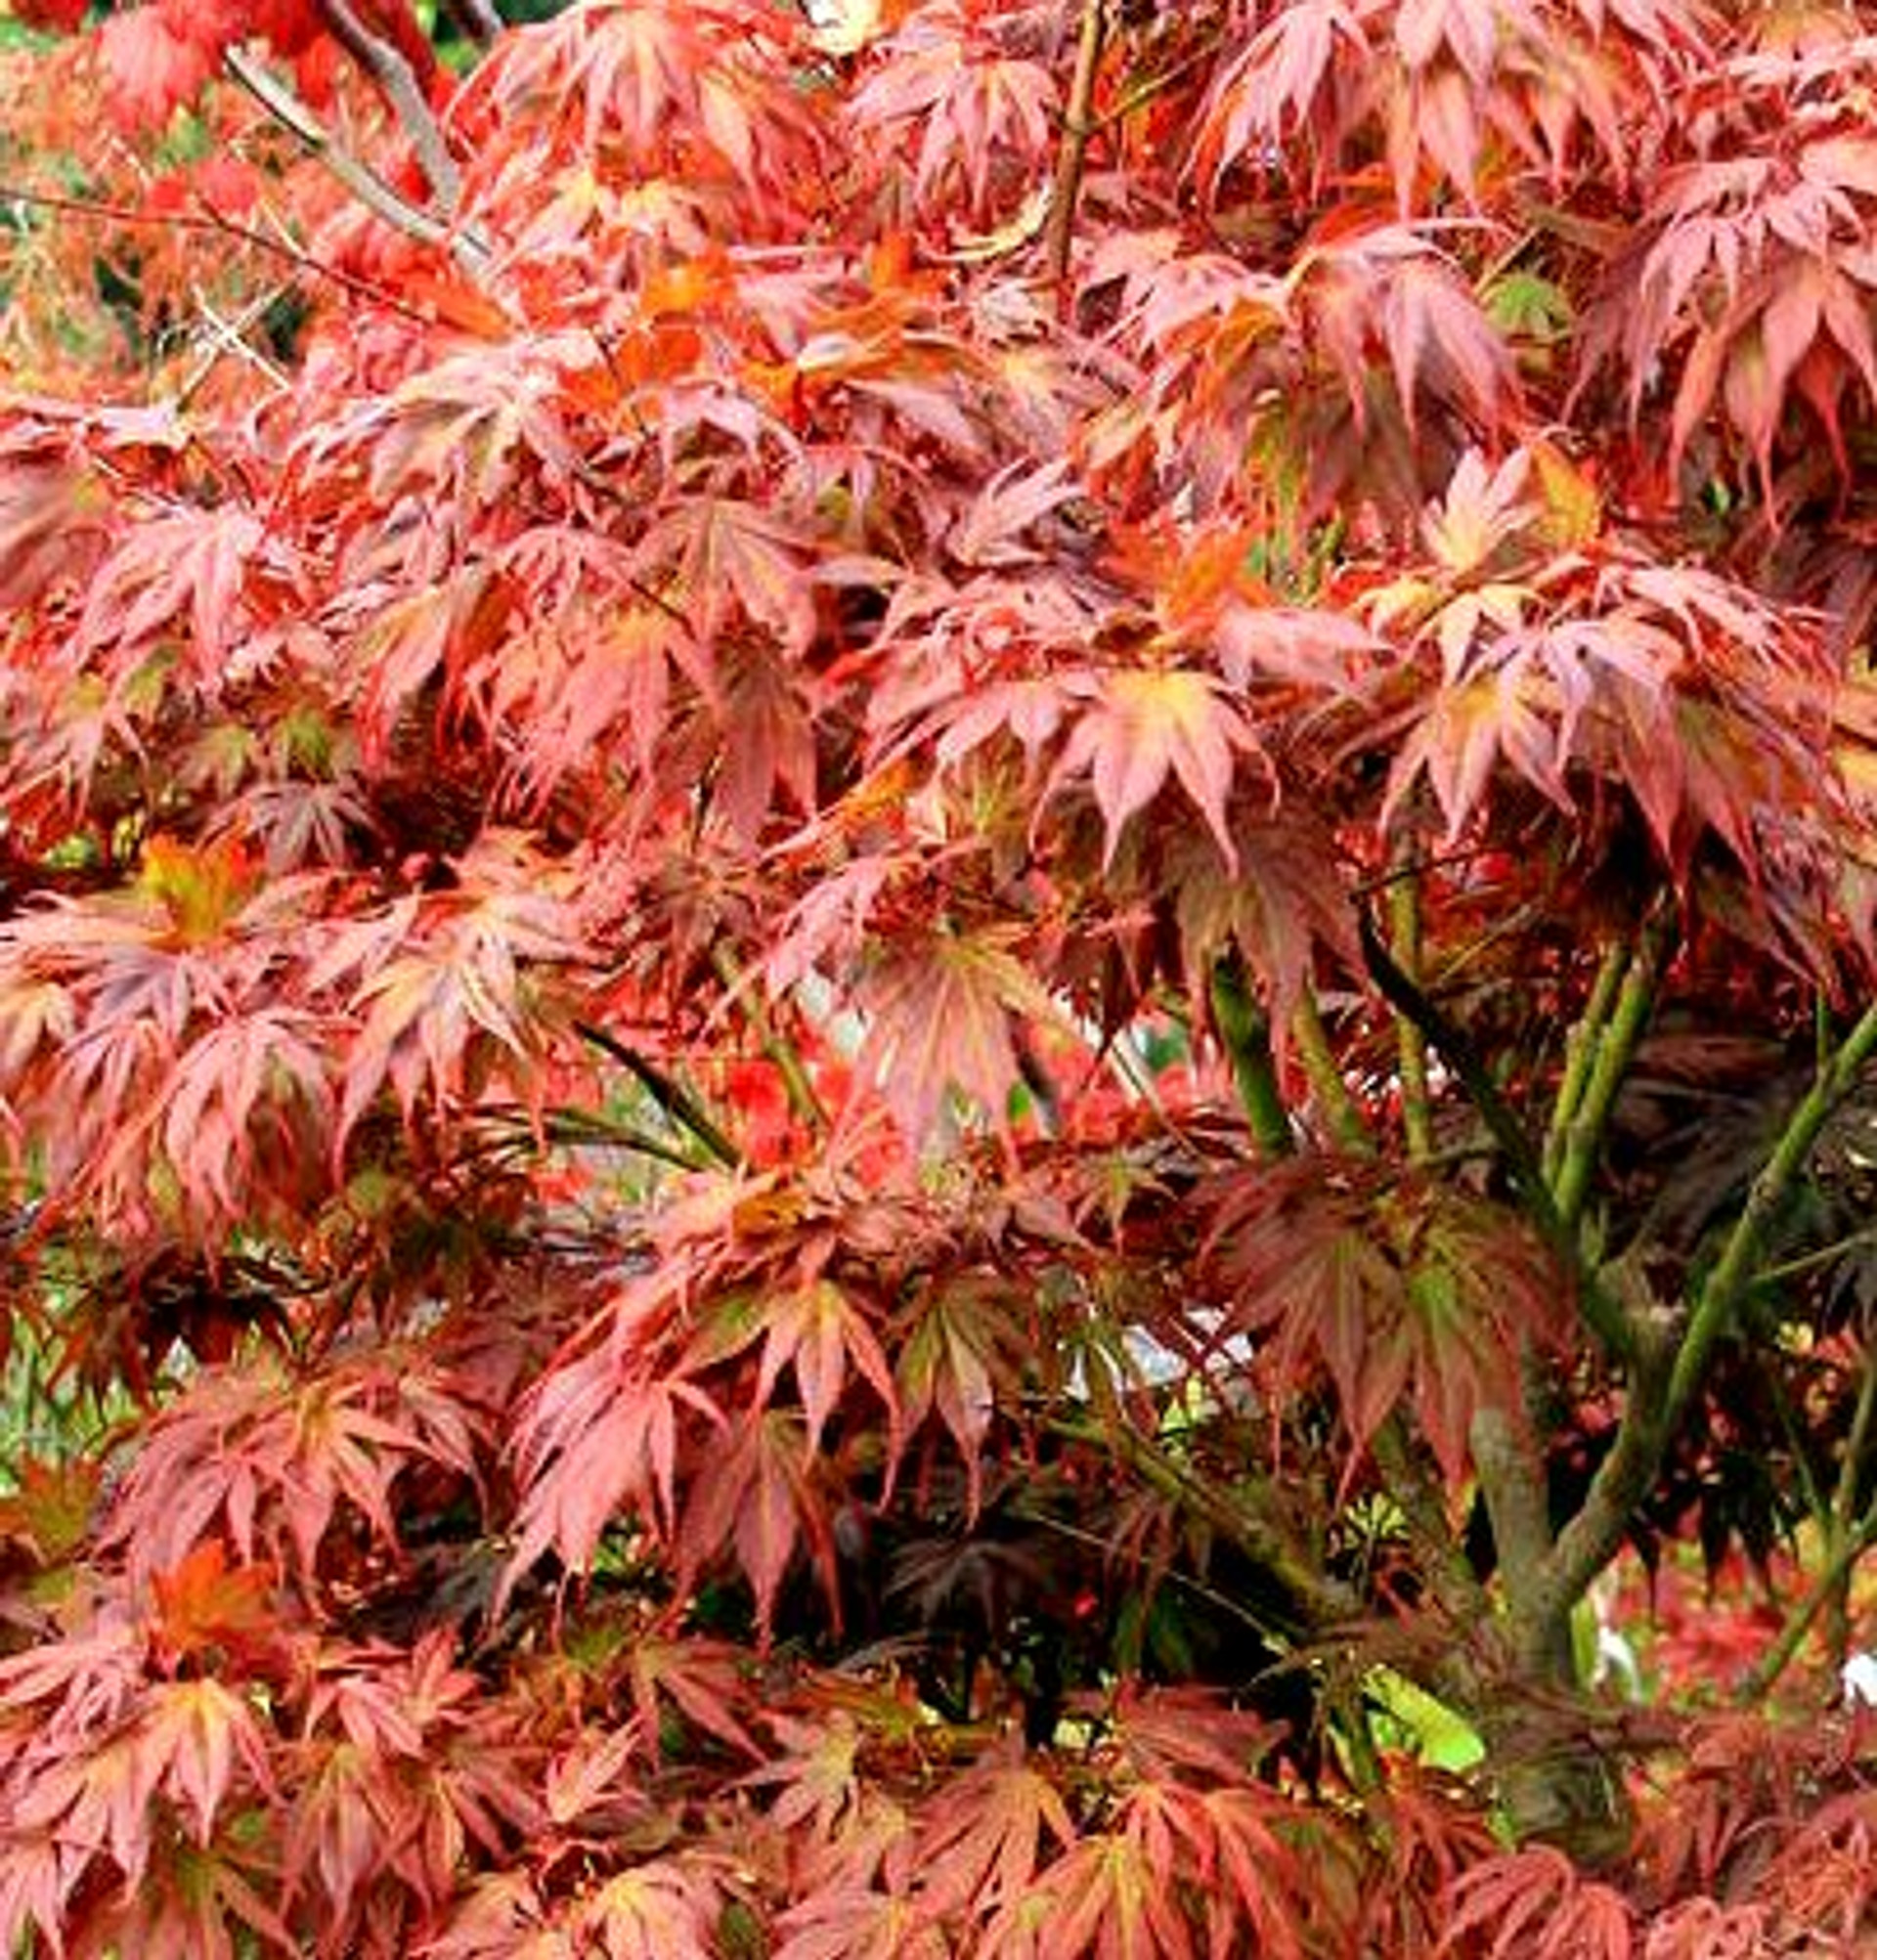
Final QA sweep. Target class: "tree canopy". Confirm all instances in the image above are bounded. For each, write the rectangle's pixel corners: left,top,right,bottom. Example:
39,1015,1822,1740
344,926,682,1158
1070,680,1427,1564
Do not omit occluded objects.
5,0,1877,1951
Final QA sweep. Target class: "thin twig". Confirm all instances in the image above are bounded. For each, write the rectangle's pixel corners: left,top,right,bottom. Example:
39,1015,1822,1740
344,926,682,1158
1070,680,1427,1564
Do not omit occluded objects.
174,284,295,408
573,1022,744,1170
0,183,435,325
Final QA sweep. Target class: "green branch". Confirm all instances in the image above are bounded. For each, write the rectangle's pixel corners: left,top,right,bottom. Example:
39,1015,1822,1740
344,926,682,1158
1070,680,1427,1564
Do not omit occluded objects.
1358,912,1632,1358
1388,869,1434,1163
1550,909,1674,1235
1666,1001,1877,1425
1541,939,1631,1187
1208,955,1292,1157
1293,985,1374,1156
1743,1504,1877,1703
1548,1000,1877,1617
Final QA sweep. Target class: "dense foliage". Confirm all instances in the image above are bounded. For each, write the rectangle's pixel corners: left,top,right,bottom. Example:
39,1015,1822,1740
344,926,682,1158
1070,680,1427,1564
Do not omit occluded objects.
7,0,1877,1949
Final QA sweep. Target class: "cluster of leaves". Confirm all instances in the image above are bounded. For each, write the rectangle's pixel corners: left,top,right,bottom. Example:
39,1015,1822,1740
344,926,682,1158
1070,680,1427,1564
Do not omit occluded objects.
6,0,1877,1951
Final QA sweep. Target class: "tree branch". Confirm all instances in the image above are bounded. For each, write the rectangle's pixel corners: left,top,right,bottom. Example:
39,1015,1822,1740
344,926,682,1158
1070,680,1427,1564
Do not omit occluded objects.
1547,1000,1877,1616
224,49,491,276
1666,1001,1877,1423
1292,984,1374,1156
1208,953,1292,1158
438,0,503,45
1041,0,1108,294
1359,910,1634,1359
312,0,462,214
574,1022,744,1170
1550,907,1674,1235
1388,864,1434,1162
1542,938,1630,1187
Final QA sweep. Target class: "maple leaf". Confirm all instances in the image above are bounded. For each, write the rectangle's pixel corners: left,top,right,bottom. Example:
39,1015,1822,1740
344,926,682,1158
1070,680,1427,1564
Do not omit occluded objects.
458,0,817,208
579,1858,723,1960
0,1607,151,1737
679,1407,830,1640
0,1454,97,1567
1173,806,1364,1040
1051,668,1272,873
97,2,223,133
695,1274,906,1459
360,345,581,505
857,923,1073,1139
1444,1845,1636,1957
849,0,1059,226
911,1740,1076,1921
503,1301,722,1605
1300,226,1518,438
1206,1160,1565,1482
895,1275,1026,1516
134,1676,276,1847
712,635,820,845
351,565,512,770
623,1635,764,1763
773,1886,946,1960
947,459,1085,571
0,437,109,607
149,1541,282,1671
749,1710,865,1847
99,1357,465,1584
76,504,267,678
425,1873,570,1959
633,496,822,661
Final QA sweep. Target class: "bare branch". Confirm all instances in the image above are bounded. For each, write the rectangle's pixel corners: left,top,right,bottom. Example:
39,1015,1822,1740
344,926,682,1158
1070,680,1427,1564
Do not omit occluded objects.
439,0,504,44
312,0,462,214
223,48,491,277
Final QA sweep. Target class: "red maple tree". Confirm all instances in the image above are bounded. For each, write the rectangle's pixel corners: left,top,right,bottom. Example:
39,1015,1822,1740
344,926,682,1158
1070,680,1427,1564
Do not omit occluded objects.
4,0,1877,1950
